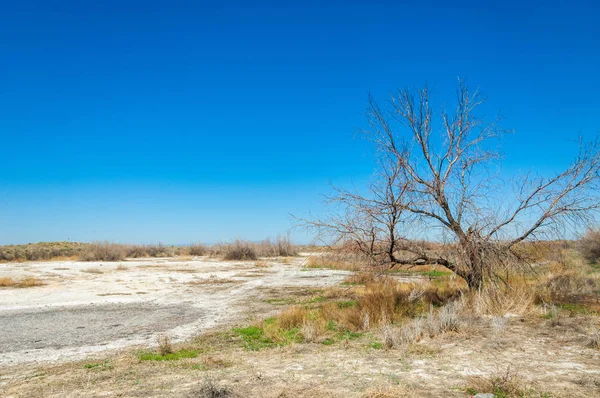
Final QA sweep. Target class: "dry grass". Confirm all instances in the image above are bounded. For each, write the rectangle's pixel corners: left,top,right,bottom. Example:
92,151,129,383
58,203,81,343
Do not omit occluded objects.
587,329,600,349
188,277,241,285
277,306,308,329
463,284,536,316
116,264,128,271
0,276,45,288
305,251,367,271
466,366,535,397
362,385,410,397
254,260,269,268
82,268,104,274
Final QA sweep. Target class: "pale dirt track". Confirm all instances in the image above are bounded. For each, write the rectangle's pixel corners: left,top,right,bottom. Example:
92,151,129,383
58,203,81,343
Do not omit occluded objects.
0,255,350,366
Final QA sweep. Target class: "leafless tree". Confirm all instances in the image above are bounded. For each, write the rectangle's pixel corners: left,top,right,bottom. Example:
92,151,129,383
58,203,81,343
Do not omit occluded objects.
303,80,600,289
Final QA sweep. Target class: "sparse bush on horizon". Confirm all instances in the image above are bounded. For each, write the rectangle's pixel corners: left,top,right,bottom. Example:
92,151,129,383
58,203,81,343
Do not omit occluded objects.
0,235,298,262
79,242,126,262
220,240,259,261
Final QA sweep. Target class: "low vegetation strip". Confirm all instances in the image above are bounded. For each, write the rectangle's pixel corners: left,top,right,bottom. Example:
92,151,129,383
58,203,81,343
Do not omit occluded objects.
0,235,297,263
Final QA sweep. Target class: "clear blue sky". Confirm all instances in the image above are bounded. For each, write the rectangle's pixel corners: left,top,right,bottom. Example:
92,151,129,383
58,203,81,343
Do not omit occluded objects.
1,0,599,244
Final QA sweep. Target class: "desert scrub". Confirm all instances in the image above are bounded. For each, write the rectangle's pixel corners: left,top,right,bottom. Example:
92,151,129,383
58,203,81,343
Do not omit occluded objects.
579,229,600,264
0,277,45,288
79,242,126,261
0,241,88,262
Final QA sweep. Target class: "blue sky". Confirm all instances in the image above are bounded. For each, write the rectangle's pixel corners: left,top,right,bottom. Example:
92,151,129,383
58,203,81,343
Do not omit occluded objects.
1,0,599,244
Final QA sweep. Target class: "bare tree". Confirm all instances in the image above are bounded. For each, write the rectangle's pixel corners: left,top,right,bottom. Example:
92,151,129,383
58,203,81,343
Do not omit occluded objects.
304,80,600,289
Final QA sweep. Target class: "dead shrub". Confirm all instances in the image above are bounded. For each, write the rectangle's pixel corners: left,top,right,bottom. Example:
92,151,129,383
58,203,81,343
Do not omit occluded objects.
300,319,323,343
467,366,531,397
157,334,173,356
586,329,600,349
79,242,125,262
188,377,232,398
257,235,297,257
189,243,207,256
221,241,258,261
539,272,598,303
579,229,600,264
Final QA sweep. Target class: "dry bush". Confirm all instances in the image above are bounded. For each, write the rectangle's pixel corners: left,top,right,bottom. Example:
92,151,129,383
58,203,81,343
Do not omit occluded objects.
116,264,128,271
125,245,148,258
426,301,461,337
254,260,269,268
587,329,600,349
538,272,598,304
0,242,88,262
79,242,126,261
277,306,308,329
211,236,297,260
397,317,425,345
187,377,232,398
300,319,323,343
467,366,531,397
144,244,175,257
157,334,173,356
397,301,462,345
381,322,395,349
257,235,297,257
579,229,600,264
220,240,258,261
189,243,207,256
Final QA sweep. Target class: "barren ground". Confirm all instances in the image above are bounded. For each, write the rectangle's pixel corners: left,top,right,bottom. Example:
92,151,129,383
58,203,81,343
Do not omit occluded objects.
1,255,599,397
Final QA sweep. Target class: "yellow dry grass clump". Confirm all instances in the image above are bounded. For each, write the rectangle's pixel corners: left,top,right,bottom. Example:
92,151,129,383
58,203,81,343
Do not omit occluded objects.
0,276,44,288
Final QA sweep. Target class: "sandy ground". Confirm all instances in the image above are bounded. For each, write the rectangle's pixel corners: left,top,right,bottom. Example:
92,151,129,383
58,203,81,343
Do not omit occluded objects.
0,255,349,366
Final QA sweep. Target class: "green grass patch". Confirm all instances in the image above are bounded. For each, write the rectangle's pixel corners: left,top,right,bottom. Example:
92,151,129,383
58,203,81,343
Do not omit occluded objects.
308,296,327,304
139,349,199,361
233,325,302,350
83,360,112,370
369,341,383,349
559,303,595,315
337,300,357,309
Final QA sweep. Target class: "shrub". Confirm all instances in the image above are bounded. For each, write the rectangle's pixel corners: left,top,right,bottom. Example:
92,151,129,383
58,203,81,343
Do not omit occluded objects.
539,272,598,303
79,242,126,261
579,229,600,264
189,243,207,256
157,334,173,356
221,240,258,261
